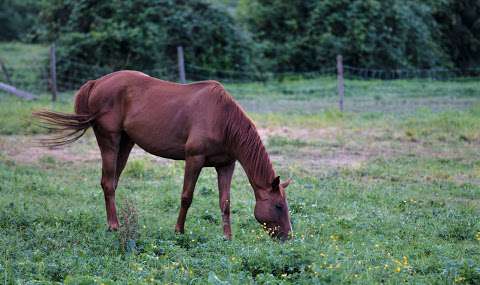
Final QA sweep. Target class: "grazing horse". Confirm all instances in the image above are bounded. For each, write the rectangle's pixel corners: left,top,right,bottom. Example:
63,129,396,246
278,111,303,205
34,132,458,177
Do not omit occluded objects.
34,70,292,240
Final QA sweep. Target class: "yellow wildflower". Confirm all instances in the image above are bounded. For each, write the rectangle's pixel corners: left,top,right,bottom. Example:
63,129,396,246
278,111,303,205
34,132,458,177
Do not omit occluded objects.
330,234,339,241
402,256,409,266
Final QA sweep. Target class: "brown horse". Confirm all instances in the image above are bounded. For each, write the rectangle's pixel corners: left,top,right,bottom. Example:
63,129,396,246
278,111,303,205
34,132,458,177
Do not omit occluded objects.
33,70,292,240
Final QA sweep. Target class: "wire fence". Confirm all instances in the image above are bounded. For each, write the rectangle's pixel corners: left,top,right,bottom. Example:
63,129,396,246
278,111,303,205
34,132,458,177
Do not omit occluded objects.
0,53,479,114
0,57,50,94
55,59,180,91
343,65,480,80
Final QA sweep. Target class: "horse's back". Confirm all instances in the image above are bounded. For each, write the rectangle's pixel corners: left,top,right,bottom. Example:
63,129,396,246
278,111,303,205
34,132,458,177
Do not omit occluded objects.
88,71,233,160
89,71,227,111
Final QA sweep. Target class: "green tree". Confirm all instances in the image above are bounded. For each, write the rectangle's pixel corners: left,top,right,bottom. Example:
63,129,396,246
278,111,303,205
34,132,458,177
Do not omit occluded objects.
237,0,315,72
0,0,43,41
431,0,480,69
239,0,450,71
40,0,257,84
308,0,449,69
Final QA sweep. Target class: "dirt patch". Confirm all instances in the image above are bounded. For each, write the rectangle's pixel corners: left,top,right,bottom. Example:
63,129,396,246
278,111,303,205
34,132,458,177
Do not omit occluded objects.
0,134,172,166
2,125,476,175
1,126,356,170
0,125,399,171
0,135,95,164
257,126,338,142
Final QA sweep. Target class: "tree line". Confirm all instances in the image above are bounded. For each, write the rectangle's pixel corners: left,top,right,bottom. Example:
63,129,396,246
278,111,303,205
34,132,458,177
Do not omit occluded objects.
1,0,479,78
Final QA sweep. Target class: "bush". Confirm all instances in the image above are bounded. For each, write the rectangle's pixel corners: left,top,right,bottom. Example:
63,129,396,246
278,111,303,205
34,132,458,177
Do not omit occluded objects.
40,0,258,85
0,0,42,41
431,0,480,69
239,0,449,71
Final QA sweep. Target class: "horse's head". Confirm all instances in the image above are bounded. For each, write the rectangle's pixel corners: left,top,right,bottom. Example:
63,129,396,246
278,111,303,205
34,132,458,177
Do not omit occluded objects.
254,176,292,241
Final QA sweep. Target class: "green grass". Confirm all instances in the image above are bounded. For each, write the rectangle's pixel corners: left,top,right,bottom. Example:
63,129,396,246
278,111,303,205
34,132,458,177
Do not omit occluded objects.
1,142,479,283
1,43,480,283
0,42,48,69
0,93,72,135
0,42,49,92
1,103,480,283
401,106,480,143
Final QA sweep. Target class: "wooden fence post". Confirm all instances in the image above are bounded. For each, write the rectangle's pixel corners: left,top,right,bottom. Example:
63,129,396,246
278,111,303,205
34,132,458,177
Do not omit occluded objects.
50,43,58,102
337,55,344,112
0,59,12,85
177,46,186,84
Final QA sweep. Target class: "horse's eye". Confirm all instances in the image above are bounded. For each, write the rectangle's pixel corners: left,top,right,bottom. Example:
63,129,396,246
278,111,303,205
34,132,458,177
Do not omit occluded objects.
275,203,283,210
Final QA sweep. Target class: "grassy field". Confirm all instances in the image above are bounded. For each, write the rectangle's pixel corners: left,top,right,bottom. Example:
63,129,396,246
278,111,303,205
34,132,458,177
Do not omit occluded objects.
1,43,480,284
0,42,49,92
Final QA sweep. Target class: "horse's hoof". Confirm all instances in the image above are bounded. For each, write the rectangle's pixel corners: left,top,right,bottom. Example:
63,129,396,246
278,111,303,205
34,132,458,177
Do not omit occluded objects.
174,227,184,234
107,225,119,232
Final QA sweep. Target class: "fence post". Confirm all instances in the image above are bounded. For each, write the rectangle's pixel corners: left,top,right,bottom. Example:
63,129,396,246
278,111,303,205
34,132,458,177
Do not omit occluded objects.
177,46,186,84
50,43,58,102
337,55,344,112
0,59,12,85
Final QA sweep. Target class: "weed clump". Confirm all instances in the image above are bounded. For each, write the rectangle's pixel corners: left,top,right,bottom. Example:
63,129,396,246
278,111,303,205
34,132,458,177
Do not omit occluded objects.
118,198,139,253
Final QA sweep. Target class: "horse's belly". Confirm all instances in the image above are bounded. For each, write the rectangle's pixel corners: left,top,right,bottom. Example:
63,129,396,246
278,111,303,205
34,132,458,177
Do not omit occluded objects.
205,153,234,167
135,140,186,160
123,108,189,160
125,124,187,160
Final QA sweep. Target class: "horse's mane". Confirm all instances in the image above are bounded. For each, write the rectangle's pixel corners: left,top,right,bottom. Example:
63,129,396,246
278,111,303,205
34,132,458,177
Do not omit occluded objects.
211,83,275,185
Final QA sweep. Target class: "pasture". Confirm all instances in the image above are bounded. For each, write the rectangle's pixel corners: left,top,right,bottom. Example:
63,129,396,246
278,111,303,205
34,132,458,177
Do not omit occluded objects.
1,61,480,283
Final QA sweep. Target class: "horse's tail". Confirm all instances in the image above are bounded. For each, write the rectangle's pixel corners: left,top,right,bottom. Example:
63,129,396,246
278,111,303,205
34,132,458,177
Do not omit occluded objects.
33,80,97,147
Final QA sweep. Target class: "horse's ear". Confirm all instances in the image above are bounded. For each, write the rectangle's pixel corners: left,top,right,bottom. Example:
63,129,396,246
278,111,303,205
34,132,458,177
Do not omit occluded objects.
281,178,292,188
272,176,280,191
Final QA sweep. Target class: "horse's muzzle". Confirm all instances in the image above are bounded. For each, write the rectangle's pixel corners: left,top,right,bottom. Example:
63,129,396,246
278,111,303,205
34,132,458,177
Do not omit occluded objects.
269,227,292,241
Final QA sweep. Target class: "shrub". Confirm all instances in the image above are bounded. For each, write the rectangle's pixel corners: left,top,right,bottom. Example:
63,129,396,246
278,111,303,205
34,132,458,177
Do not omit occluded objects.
239,0,449,71
40,0,258,85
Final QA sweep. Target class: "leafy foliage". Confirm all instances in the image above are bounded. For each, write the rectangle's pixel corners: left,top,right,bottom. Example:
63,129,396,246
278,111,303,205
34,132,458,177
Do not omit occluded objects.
431,0,480,69
239,0,449,71
0,0,42,41
3,0,480,73
40,0,257,82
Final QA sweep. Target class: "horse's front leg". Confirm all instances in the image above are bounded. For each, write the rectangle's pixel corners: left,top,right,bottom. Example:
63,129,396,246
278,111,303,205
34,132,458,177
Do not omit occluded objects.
215,162,235,240
175,155,205,234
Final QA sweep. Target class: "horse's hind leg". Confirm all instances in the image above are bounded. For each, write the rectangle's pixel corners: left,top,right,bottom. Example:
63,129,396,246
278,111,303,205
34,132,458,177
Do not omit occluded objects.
94,128,122,231
114,132,134,188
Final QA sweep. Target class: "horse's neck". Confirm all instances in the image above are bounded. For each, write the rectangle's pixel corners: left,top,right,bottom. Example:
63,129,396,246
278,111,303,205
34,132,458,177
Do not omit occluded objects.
234,130,275,197
222,98,275,197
